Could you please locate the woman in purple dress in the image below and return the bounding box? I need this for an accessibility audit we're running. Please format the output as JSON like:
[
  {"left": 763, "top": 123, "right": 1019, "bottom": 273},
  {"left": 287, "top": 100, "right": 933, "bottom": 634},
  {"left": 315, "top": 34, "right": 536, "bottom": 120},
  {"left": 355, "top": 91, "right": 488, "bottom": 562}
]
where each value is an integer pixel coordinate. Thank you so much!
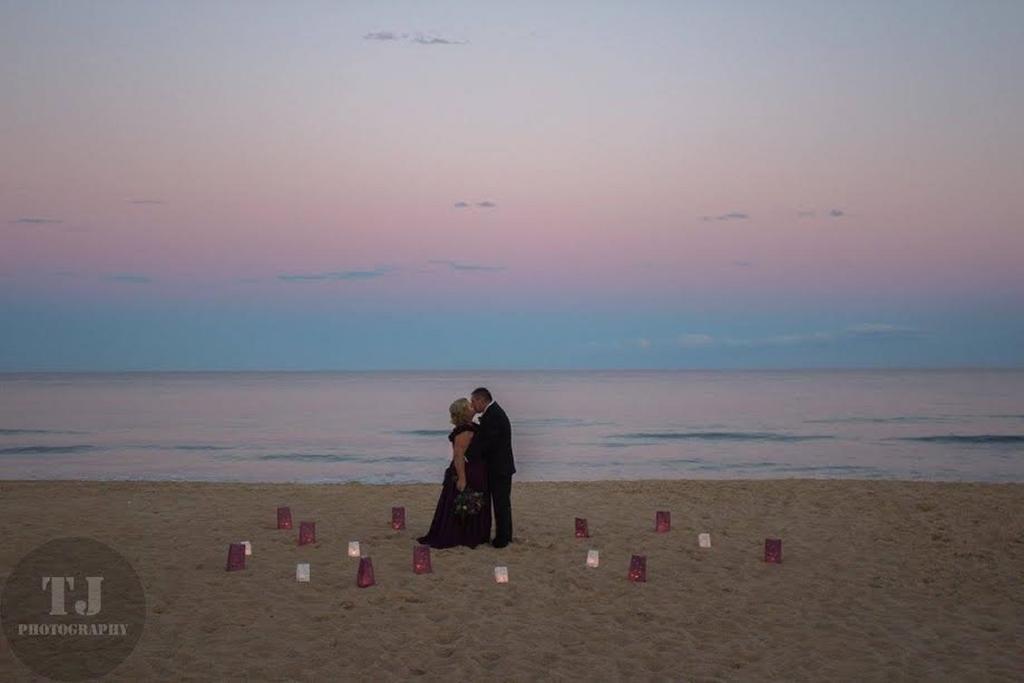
[{"left": 417, "top": 398, "right": 492, "bottom": 549}]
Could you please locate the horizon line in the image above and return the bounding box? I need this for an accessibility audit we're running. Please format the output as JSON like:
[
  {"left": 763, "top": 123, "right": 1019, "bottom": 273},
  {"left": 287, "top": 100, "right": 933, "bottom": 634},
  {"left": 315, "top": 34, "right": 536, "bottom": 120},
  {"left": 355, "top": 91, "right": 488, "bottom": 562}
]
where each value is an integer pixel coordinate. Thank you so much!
[{"left": 1, "top": 366, "right": 1022, "bottom": 374}]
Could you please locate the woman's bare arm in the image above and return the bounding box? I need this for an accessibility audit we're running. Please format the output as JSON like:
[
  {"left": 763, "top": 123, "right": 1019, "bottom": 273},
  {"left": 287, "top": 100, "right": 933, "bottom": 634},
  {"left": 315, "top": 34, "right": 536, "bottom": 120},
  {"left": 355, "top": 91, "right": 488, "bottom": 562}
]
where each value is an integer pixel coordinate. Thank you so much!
[{"left": 452, "top": 431, "right": 472, "bottom": 490}]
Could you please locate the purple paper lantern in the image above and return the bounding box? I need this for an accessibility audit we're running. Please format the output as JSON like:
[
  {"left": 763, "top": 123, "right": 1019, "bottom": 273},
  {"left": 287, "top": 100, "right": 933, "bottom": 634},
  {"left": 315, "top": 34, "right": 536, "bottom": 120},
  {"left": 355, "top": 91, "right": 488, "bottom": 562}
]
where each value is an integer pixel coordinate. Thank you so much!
[
  {"left": 628, "top": 554, "right": 647, "bottom": 582},
  {"left": 277, "top": 506, "right": 293, "bottom": 530},
  {"left": 764, "top": 538, "right": 782, "bottom": 564},
  {"left": 357, "top": 557, "right": 376, "bottom": 587},
  {"left": 391, "top": 506, "right": 406, "bottom": 531},
  {"left": 655, "top": 510, "right": 671, "bottom": 533},
  {"left": 226, "top": 543, "right": 246, "bottom": 571},
  {"left": 574, "top": 517, "right": 589, "bottom": 538},
  {"left": 298, "top": 521, "right": 316, "bottom": 546},
  {"left": 413, "top": 545, "right": 432, "bottom": 574}
]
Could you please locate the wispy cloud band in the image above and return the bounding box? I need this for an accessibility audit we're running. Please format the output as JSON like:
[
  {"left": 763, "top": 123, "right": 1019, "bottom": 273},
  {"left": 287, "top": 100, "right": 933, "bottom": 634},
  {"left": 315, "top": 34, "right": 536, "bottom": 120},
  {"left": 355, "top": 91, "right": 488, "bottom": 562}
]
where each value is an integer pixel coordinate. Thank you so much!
[{"left": 278, "top": 267, "right": 391, "bottom": 282}]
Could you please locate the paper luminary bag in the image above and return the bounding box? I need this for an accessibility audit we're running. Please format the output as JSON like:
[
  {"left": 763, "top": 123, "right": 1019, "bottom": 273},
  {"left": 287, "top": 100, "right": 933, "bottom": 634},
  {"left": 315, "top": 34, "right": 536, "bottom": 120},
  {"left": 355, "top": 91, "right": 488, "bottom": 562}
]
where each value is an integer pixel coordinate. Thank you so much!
[
  {"left": 241, "top": 540, "right": 252, "bottom": 556},
  {"left": 357, "top": 557, "right": 376, "bottom": 587},
  {"left": 764, "top": 538, "right": 782, "bottom": 563},
  {"left": 698, "top": 533, "right": 712, "bottom": 548},
  {"left": 628, "top": 555, "right": 647, "bottom": 582},
  {"left": 347, "top": 541, "right": 361, "bottom": 558},
  {"left": 494, "top": 566, "right": 509, "bottom": 584},
  {"left": 413, "top": 545, "right": 432, "bottom": 574},
  {"left": 586, "top": 549, "right": 600, "bottom": 568},
  {"left": 655, "top": 511, "right": 671, "bottom": 533},
  {"left": 225, "top": 543, "right": 246, "bottom": 571},
  {"left": 391, "top": 507, "right": 406, "bottom": 530},
  {"left": 298, "top": 521, "right": 316, "bottom": 546},
  {"left": 277, "top": 506, "right": 293, "bottom": 530},
  {"left": 574, "top": 517, "right": 589, "bottom": 538},
  {"left": 296, "top": 563, "right": 310, "bottom": 582}
]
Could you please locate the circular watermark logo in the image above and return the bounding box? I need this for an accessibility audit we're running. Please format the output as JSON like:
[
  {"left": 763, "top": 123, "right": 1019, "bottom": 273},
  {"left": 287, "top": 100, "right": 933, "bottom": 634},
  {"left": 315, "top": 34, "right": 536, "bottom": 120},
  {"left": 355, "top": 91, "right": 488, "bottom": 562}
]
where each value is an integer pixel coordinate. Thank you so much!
[{"left": 1, "top": 537, "right": 146, "bottom": 681}]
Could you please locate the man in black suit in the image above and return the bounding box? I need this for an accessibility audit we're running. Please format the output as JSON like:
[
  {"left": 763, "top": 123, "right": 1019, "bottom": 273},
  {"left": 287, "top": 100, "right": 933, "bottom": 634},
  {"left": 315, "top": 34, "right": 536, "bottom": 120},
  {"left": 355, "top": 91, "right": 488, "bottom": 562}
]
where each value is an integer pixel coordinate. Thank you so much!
[{"left": 470, "top": 387, "right": 515, "bottom": 548}]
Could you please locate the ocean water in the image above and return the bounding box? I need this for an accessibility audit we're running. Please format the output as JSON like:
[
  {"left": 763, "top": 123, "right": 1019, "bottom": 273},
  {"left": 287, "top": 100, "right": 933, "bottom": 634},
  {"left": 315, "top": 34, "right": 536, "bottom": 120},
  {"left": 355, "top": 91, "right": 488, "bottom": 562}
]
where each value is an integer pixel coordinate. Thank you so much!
[{"left": 0, "top": 370, "right": 1022, "bottom": 483}]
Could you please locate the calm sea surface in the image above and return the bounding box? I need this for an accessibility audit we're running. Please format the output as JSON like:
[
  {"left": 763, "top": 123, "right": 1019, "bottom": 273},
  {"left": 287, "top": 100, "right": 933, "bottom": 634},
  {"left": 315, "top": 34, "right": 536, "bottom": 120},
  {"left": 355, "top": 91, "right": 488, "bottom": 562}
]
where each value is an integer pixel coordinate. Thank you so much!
[{"left": 1, "top": 371, "right": 1022, "bottom": 483}]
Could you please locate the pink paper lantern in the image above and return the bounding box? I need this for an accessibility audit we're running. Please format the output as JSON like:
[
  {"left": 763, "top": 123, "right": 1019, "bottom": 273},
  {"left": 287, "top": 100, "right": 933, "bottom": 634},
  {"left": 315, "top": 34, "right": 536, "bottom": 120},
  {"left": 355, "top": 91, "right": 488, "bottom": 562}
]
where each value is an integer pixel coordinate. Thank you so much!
[
  {"left": 298, "top": 521, "right": 316, "bottom": 546},
  {"left": 764, "top": 538, "right": 782, "bottom": 564},
  {"left": 391, "top": 506, "right": 406, "bottom": 530},
  {"left": 357, "top": 557, "right": 376, "bottom": 587},
  {"left": 655, "top": 510, "right": 671, "bottom": 533},
  {"left": 628, "top": 554, "right": 647, "bottom": 582},
  {"left": 225, "top": 543, "right": 246, "bottom": 571},
  {"left": 574, "top": 517, "right": 589, "bottom": 538},
  {"left": 277, "top": 506, "right": 293, "bottom": 530},
  {"left": 413, "top": 545, "right": 432, "bottom": 574}
]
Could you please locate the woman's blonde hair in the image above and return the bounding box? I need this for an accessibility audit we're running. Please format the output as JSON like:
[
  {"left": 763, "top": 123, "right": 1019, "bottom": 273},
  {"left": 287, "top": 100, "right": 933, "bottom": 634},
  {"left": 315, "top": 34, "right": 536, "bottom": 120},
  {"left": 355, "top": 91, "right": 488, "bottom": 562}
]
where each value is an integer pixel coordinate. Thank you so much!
[{"left": 449, "top": 397, "right": 474, "bottom": 426}]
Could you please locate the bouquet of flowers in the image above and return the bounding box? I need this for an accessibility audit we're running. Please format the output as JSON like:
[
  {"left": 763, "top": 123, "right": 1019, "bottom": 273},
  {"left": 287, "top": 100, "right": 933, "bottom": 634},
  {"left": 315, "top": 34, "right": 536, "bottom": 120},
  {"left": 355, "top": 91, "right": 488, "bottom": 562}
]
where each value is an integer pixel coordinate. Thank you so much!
[{"left": 453, "top": 488, "right": 484, "bottom": 518}]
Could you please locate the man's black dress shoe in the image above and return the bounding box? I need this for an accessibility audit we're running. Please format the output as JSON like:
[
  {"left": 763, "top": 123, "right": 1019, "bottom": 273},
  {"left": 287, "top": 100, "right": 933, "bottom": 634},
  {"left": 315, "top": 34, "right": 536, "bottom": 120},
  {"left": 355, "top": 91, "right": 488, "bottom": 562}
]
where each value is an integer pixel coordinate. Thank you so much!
[{"left": 491, "top": 540, "right": 509, "bottom": 548}]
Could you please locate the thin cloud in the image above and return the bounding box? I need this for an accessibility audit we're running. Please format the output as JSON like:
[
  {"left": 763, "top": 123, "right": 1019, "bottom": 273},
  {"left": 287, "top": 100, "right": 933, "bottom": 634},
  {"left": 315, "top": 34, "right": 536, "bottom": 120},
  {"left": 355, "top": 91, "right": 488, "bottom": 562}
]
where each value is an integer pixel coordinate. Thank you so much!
[
  {"left": 701, "top": 212, "right": 749, "bottom": 222},
  {"left": 732, "top": 260, "right": 753, "bottom": 267},
  {"left": 429, "top": 259, "right": 504, "bottom": 272},
  {"left": 728, "top": 332, "right": 836, "bottom": 348},
  {"left": 828, "top": 209, "right": 845, "bottom": 218},
  {"left": 128, "top": 199, "right": 165, "bottom": 205},
  {"left": 621, "top": 323, "right": 924, "bottom": 354},
  {"left": 678, "top": 325, "right": 921, "bottom": 350},
  {"left": 106, "top": 273, "right": 152, "bottom": 284},
  {"left": 364, "top": 31, "right": 466, "bottom": 45},
  {"left": 797, "top": 210, "right": 816, "bottom": 218},
  {"left": 11, "top": 217, "right": 62, "bottom": 225},
  {"left": 411, "top": 33, "right": 466, "bottom": 45},
  {"left": 278, "top": 267, "right": 391, "bottom": 282},
  {"left": 845, "top": 323, "right": 921, "bottom": 339},
  {"left": 453, "top": 200, "right": 496, "bottom": 209},
  {"left": 678, "top": 334, "right": 716, "bottom": 349},
  {"left": 678, "top": 332, "right": 839, "bottom": 350},
  {"left": 363, "top": 31, "right": 403, "bottom": 41}
]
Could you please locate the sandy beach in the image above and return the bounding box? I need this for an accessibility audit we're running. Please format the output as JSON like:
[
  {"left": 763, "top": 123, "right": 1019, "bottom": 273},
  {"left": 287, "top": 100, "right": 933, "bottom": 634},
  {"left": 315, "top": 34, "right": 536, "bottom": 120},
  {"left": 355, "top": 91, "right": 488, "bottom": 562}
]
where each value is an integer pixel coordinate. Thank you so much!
[{"left": 1, "top": 479, "right": 1021, "bottom": 681}]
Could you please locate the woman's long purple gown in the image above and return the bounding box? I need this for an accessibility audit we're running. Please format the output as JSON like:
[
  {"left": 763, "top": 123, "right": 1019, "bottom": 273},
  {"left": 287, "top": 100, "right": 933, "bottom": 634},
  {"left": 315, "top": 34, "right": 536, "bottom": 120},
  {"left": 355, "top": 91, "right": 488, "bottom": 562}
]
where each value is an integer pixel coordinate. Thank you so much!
[{"left": 417, "top": 424, "right": 491, "bottom": 549}]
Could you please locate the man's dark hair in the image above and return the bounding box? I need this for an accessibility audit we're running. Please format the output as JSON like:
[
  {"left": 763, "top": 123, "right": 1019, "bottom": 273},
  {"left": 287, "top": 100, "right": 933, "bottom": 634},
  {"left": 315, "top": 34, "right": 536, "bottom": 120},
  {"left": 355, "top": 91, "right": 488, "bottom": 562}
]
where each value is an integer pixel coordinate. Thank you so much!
[{"left": 471, "top": 387, "right": 492, "bottom": 402}]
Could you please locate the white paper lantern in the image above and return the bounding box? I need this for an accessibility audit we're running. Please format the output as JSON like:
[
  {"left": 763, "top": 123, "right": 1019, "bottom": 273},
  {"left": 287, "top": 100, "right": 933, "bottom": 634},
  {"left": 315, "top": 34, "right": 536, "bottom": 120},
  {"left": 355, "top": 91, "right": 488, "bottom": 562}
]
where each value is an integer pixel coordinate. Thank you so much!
[
  {"left": 494, "top": 566, "right": 509, "bottom": 584},
  {"left": 698, "top": 533, "right": 711, "bottom": 548},
  {"left": 348, "top": 541, "right": 361, "bottom": 558},
  {"left": 296, "top": 563, "right": 310, "bottom": 582},
  {"left": 241, "top": 540, "right": 252, "bottom": 556},
  {"left": 586, "top": 549, "right": 600, "bottom": 568}
]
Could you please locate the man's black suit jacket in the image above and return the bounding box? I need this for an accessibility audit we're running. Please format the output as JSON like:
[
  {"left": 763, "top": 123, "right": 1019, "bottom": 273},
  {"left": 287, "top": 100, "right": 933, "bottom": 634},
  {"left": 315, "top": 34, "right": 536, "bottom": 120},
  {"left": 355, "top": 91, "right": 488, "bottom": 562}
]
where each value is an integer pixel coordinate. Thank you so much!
[{"left": 472, "top": 401, "right": 516, "bottom": 477}]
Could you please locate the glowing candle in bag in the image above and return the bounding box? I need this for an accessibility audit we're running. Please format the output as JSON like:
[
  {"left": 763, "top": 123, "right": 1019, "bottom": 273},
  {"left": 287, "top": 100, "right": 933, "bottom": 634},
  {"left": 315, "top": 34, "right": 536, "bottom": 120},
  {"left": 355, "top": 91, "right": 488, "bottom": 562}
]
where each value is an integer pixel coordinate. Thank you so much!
[
  {"left": 277, "top": 506, "right": 293, "bottom": 530},
  {"left": 225, "top": 543, "right": 246, "bottom": 571},
  {"left": 494, "top": 566, "right": 509, "bottom": 584},
  {"left": 296, "top": 563, "right": 310, "bottom": 582},
  {"left": 628, "top": 555, "right": 647, "bottom": 582},
  {"left": 764, "top": 538, "right": 782, "bottom": 563},
  {"left": 241, "top": 540, "right": 252, "bottom": 556},
  {"left": 586, "top": 549, "right": 600, "bottom": 568},
  {"left": 347, "top": 541, "right": 361, "bottom": 558},
  {"left": 298, "top": 521, "right": 316, "bottom": 545},
  {"left": 357, "top": 557, "right": 376, "bottom": 587},
  {"left": 413, "top": 545, "right": 432, "bottom": 574},
  {"left": 574, "top": 517, "right": 589, "bottom": 538},
  {"left": 655, "top": 511, "right": 671, "bottom": 533},
  {"left": 391, "top": 507, "right": 406, "bottom": 530},
  {"left": 698, "top": 533, "right": 711, "bottom": 548}
]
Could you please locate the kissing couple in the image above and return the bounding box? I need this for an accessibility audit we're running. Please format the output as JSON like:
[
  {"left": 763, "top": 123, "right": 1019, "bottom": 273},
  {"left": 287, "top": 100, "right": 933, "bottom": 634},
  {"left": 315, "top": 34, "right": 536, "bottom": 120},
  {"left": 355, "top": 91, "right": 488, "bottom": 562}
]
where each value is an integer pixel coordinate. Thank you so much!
[{"left": 417, "top": 387, "right": 516, "bottom": 549}]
